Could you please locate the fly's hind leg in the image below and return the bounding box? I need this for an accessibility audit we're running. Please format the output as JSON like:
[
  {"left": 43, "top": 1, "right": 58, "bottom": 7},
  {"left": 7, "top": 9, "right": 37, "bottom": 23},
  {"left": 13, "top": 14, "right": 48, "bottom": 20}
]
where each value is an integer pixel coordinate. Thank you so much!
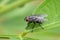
[{"left": 39, "top": 22, "right": 44, "bottom": 29}]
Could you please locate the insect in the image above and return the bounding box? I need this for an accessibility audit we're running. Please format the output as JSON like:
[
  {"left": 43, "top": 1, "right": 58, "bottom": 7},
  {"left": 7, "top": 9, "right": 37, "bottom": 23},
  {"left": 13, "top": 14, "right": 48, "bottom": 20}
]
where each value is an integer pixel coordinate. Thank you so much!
[{"left": 25, "top": 14, "right": 48, "bottom": 32}]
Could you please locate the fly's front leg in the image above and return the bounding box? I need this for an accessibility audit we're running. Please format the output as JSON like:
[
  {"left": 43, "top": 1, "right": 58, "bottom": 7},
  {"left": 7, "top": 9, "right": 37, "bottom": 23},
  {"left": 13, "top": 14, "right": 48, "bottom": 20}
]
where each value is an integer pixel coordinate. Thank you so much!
[
  {"left": 31, "top": 22, "right": 36, "bottom": 32},
  {"left": 39, "top": 22, "right": 44, "bottom": 29},
  {"left": 26, "top": 22, "right": 31, "bottom": 29}
]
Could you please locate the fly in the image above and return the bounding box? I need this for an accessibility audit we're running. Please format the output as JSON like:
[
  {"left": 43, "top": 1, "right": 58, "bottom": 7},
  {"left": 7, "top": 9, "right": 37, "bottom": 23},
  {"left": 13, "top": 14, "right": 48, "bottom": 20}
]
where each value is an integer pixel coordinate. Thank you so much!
[{"left": 25, "top": 14, "right": 48, "bottom": 32}]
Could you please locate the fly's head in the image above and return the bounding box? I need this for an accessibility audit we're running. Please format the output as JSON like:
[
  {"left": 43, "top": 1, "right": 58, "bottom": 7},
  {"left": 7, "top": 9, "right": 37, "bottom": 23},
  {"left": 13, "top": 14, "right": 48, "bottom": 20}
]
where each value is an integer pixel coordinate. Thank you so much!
[{"left": 25, "top": 16, "right": 29, "bottom": 22}]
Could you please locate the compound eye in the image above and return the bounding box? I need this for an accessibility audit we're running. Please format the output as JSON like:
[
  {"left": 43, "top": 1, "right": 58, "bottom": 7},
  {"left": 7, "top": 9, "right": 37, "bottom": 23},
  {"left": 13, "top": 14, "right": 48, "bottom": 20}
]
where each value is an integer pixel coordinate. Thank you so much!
[{"left": 26, "top": 17, "right": 29, "bottom": 22}]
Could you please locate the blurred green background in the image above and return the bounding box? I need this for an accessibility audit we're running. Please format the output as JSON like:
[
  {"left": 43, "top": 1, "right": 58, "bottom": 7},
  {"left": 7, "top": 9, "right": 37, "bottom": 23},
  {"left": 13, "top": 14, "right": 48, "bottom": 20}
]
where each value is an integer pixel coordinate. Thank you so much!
[{"left": 0, "top": 0, "right": 60, "bottom": 40}]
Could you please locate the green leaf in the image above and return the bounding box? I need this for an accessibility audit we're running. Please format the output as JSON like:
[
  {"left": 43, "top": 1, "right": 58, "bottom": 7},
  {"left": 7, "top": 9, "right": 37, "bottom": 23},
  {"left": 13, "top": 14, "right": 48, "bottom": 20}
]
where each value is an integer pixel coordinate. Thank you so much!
[
  {"left": 0, "top": 35, "right": 19, "bottom": 40},
  {"left": 25, "top": 0, "right": 60, "bottom": 40},
  {"left": 23, "top": 37, "right": 39, "bottom": 40},
  {"left": 0, "top": 0, "right": 60, "bottom": 40}
]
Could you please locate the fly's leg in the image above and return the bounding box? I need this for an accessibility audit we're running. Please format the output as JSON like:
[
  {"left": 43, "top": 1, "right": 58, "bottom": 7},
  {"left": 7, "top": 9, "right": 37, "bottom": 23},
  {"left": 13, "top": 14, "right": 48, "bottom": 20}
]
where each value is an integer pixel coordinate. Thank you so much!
[
  {"left": 26, "top": 22, "right": 31, "bottom": 29},
  {"left": 39, "top": 22, "right": 44, "bottom": 29},
  {"left": 31, "top": 22, "right": 36, "bottom": 32}
]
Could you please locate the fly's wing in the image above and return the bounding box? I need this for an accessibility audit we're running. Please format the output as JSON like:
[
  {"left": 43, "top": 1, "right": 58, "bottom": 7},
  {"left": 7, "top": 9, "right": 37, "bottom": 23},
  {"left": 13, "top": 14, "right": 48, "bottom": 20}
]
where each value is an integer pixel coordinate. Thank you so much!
[
  {"left": 31, "top": 14, "right": 48, "bottom": 18},
  {"left": 40, "top": 14, "right": 48, "bottom": 22},
  {"left": 39, "top": 14, "right": 48, "bottom": 18},
  {"left": 37, "top": 14, "right": 48, "bottom": 22},
  {"left": 30, "top": 14, "right": 48, "bottom": 22}
]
